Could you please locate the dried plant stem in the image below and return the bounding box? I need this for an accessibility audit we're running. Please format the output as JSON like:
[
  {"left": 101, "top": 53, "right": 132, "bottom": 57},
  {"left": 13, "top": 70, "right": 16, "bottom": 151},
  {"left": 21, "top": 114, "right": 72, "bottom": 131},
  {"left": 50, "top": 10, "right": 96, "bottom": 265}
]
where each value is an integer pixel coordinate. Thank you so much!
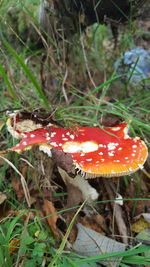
[
  {"left": 62, "top": 69, "right": 69, "bottom": 104},
  {"left": 80, "top": 35, "right": 96, "bottom": 88},
  {"left": 0, "top": 155, "right": 31, "bottom": 207}
]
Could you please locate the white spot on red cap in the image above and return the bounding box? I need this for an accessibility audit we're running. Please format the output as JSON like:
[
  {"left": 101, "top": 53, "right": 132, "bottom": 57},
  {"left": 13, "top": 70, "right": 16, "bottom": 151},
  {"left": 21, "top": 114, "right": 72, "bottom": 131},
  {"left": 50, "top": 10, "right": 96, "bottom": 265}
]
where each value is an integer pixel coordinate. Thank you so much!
[
  {"left": 46, "top": 137, "right": 51, "bottom": 141},
  {"left": 86, "top": 159, "right": 92, "bottom": 161},
  {"left": 62, "top": 138, "right": 68, "bottom": 141},
  {"left": 30, "top": 134, "right": 35, "bottom": 138},
  {"left": 51, "top": 132, "right": 56, "bottom": 137},
  {"left": 101, "top": 159, "right": 105, "bottom": 162},
  {"left": 108, "top": 151, "right": 114, "bottom": 156},
  {"left": 132, "top": 145, "right": 137, "bottom": 148},
  {"left": 50, "top": 142, "right": 58, "bottom": 147},
  {"left": 22, "top": 141, "right": 27, "bottom": 146},
  {"left": 98, "top": 152, "right": 103, "bottom": 155},
  {"left": 99, "top": 144, "right": 104, "bottom": 147},
  {"left": 118, "top": 147, "right": 122, "bottom": 150},
  {"left": 107, "top": 142, "right": 119, "bottom": 150},
  {"left": 70, "top": 135, "right": 75, "bottom": 140}
]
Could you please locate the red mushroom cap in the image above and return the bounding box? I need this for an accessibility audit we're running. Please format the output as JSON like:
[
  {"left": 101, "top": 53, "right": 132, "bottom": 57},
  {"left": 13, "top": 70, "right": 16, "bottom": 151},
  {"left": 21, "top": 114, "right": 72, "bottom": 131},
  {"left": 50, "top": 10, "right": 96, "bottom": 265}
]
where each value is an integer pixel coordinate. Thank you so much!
[
  {"left": 7, "top": 122, "right": 148, "bottom": 178},
  {"left": 69, "top": 126, "right": 148, "bottom": 178}
]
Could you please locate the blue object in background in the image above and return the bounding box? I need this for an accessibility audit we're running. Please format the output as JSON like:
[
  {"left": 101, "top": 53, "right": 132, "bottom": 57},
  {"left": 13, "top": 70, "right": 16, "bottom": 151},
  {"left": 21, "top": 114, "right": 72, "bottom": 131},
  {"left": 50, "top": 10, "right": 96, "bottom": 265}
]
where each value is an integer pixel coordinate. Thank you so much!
[{"left": 115, "top": 48, "right": 150, "bottom": 83}]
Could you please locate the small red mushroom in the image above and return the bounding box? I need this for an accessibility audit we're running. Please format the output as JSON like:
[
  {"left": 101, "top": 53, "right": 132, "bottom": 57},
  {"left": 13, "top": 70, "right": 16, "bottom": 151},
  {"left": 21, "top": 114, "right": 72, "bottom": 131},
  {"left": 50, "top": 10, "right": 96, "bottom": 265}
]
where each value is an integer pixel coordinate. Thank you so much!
[{"left": 7, "top": 120, "right": 148, "bottom": 178}]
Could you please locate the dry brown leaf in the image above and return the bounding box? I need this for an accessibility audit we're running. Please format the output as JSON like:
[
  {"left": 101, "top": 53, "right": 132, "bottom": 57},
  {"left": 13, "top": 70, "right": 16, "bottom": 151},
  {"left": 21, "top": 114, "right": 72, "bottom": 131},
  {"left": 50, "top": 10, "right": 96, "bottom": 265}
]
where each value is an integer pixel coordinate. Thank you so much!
[
  {"left": 43, "top": 199, "right": 59, "bottom": 239},
  {"left": 103, "top": 179, "right": 128, "bottom": 244},
  {"left": 66, "top": 183, "right": 83, "bottom": 208},
  {"left": 0, "top": 192, "right": 7, "bottom": 205},
  {"left": 100, "top": 114, "right": 121, "bottom": 127},
  {"left": 4, "top": 92, "right": 14, "bottom": 99},
  {"left": 79, "top": 215, "right": 105, "bottom": 235},
  {"left": 14, "top": 210, "right": 35, "bottom": 221},
  {"left": 72, "top": 223, "right": 126, "bottom": 267},
  {"left": 9, "top": 239, "right": 20, "bottom": 253},
  {"left": 11, "top": 178, "right": 24, "bottom": 201}
]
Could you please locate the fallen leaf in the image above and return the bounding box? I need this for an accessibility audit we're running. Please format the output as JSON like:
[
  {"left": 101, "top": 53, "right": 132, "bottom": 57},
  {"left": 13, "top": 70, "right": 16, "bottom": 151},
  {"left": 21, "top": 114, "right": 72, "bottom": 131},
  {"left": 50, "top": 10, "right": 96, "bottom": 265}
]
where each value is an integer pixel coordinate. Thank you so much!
[
  {"left": 136, "top": 229, "right": 150, "bottom": 247},
  {"left": 79, "top": 215, "right": 105, "bottom": 235},
  {"left": 0, "top": 192, "right": 7, "bottom": 205},
  {"left": 103, "top": 179, "right": 128, "bottom": 244},
  {"left": 14, "top": 210, "right": 35, "bottom": 221},
  {"left": 72, "top": 223, "right": 126, "bottom": 267},
  {"left": 100, "top": 115, "right": 121, "bottom": 127},
  {"left": 4, "top": 92, "right": 14, "bottom": 99},
  {"left": 43, "top": 199, "right": 59, "bottom": 239},
  {"left": 66, "top": 183, "right": 83, "bottom": 208},
  {"left": 132, "top": 213, "right": 150, "bottom": 233},
  {"left": 9, "top": 239, "right": 20, "bottom": 253},
  {"left": 11, "top": 178, "right": 24, "bottom": 201}
]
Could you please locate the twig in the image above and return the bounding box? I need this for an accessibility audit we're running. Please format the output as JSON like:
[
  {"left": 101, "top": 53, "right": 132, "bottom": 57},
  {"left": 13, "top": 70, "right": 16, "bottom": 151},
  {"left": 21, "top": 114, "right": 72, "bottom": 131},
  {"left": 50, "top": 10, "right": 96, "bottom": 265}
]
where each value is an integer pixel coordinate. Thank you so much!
[
  {"left": 80, "top": 35, "right": 96, "bottom": 88},
  {"left": 0, "top": 155, "right": 31, "bottom": 207},
  {"left": 103, "top": 179, "right": 128, "bottom": 244},
  {"left": 62, "top": 69, "right": 69, "bottom": 104}
]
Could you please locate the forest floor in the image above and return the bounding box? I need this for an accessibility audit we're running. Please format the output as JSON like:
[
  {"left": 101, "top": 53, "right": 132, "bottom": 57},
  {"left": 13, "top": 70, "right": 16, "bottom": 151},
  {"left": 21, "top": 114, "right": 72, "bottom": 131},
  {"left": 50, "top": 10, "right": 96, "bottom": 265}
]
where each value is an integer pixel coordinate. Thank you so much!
[{"left": 0, "top": 1, "right": 150, "bottom": 266}]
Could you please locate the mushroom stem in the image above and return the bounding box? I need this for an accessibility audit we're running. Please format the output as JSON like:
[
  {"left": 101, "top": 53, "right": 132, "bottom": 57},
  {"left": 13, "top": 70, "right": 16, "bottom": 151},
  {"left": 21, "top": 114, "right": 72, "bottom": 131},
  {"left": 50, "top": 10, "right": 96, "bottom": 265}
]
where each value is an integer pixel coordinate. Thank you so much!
[{"left": 58, "top": 167, "right": 99, "bottom": 202}]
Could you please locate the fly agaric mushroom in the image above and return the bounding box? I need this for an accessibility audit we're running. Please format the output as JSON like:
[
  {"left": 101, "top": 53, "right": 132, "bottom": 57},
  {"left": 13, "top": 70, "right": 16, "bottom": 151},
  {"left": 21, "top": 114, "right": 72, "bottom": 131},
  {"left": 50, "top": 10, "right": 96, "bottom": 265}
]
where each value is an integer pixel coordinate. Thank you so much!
[{"left": 7, "top": 117, "right": 148, "bottom": 178}]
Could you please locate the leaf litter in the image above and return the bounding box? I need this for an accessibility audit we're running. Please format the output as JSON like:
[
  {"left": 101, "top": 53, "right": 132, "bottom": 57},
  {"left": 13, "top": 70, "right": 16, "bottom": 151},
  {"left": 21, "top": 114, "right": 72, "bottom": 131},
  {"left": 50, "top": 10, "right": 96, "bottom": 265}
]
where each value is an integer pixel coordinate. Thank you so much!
[
  {"left": 0, "top": 2, "right": 150, "bottom": 265},
  {"left": 0, "top": 110, "right": 150, "bottom": 266}
]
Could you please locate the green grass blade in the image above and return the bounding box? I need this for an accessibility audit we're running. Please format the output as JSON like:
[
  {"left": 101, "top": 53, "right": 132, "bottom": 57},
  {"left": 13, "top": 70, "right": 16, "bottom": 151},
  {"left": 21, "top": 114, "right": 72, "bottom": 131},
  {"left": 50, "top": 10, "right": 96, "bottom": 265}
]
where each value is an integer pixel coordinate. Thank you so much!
[
  {"left": 76, "top": 73, "right": 125, "bottom": 105},
  {"left": 2, "top": 39, "right": 50, "bottom": 108},
  {"left": 5, "top": 210, "right": 27, "bottom": 241},
  {"left": 73, "top": 245, "right": 150, "bottom": 265},
  {"left": 49, "top": 200, "right": 87, "bottom": 267},
  {"left": 0, "top": 63, "right": 17, "bottom": 100},
  {"left": 122, "top": 255, "right": 150, "bottom": 265}
]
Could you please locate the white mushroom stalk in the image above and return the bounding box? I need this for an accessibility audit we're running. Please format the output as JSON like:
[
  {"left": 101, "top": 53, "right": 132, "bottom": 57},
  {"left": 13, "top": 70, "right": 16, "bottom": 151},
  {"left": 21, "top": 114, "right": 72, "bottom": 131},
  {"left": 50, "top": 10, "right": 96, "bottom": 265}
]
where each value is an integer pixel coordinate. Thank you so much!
[{"left": 58, "top": 168, "right": 99, "bottom": 202}]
